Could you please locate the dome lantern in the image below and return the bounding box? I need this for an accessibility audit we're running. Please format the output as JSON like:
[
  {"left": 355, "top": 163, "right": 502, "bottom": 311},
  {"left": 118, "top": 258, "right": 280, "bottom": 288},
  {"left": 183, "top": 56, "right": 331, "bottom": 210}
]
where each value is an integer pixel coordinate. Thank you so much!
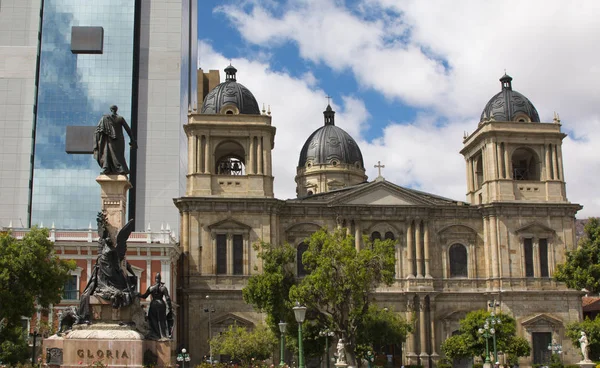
[
  {"left": 324, "top": 104, "right": 335, "bottom": 126},
  {"left": 225, "top": 64, "right": 237, "bottom": 82}
]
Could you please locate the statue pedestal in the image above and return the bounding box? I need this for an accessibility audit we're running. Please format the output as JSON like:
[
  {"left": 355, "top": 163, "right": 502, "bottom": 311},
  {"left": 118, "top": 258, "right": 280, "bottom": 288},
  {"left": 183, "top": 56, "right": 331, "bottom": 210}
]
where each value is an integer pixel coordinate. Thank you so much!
[
  {"left": 42, "top": 298, "right": 163, "bottom": 368},
  {"left": 577, "top": 361, "right": 595, "bottom": 368},
  {"left": 96, "top": 174, "right": 132, "bottom": 239}
]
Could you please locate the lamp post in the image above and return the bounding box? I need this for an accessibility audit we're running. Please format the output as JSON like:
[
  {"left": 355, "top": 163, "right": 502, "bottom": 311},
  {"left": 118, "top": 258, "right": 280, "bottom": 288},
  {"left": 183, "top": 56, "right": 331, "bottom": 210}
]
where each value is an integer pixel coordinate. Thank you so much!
[
  {"left": 478, "top": 321, "right": 495, "bottom": 366},
  {"left": 319, "top": 329, "right": 335, "bottom": 368},
  {"left": 487, "top": 300, "right": 501, "bottom": 365},
  {"left": 204, "top": 295, "right": 215, "bottom": 363},
  {"left": 293, "top": 302, "right": 307, "bottom": 368},
  {"left": 279, "top": 321, "right": 288, "bottom": 367},
  {"left": 29, "top": 330, "right": 41, "bottom": 365},
  {"left": 177, "top": 348, "right": 191, "bottom": 368},
  {"left": 548, "top": 339, "right": 562, "bottom": 362}
]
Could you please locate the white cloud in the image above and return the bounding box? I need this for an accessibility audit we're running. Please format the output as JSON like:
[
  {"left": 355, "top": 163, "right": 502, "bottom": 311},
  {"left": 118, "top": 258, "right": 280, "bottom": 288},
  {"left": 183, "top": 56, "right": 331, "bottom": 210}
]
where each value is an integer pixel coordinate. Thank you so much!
[{"left": 202, "top": 0, "right": 600, "bottom": 217}]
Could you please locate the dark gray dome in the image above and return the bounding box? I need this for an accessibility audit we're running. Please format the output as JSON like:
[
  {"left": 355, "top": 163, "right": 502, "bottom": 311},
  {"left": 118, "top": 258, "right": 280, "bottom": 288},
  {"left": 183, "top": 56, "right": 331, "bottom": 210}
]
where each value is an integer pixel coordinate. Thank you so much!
[
  {"left": 480, "top": 74, "right": 540, "bottom": 123},
  {"left": 298, "top": 105, "right": 364, "bottom": 168},
  {"left": 201, "top": 65, "right": 260, "bottom": 115}
]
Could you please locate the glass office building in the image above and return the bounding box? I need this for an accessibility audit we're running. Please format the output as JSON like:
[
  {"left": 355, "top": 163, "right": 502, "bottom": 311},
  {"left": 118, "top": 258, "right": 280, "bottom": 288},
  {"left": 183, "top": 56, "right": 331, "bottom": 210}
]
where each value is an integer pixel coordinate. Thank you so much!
[
  {"left": 31, "top": 0, "right": 136, "bottom": 228},
  {"left": 0, "top": 0, "right": 196, "bottom": 230}
]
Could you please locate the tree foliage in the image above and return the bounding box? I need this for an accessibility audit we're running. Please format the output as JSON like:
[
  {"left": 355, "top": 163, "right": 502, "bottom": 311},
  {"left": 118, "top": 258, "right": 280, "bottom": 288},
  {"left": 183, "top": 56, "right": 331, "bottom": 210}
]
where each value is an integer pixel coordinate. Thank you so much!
[
  {"left": 356, "top": 305, "right": 412, "bottom": 359},
  {"left": 0, "top": 227, "right": 75, "bottom": 363},
  {"left": 554, "top": 218, "right": 600, "bottom": 293},
  {"left": 441, "top": 309, "right": 530, "bottom": 364},
  {"left": 243, "top": 227, "right": 402, "bottom": 366},
  {"left": 210, "top": 324, "right": 277, "bottom": 365},
  {"left": 566, "top": 317, "right": 600, "bottom": 361}
]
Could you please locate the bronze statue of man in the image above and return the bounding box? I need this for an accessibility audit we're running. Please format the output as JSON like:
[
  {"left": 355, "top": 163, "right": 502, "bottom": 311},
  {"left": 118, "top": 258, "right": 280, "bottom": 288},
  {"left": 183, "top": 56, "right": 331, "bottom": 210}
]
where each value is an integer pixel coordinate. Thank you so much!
[{"left": 93, "top": 105, "right": 137, "bottom": 175}]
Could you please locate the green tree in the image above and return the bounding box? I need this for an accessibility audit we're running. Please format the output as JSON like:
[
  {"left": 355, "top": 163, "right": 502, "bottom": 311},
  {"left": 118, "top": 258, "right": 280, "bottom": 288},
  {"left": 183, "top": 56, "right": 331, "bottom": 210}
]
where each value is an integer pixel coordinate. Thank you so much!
[
  {"left": 441, "top": 309, "right": 530, "bottom": 364},
  {"left": 566, "top": 317, "right": 600, "bottom": 361},
  {"left": 554, "top": 218, "right": 600, "bottom": 293},
  {"left": 243, "top": 228, "right": 408, "bottom": 366},
  {"left": 210, "top": 324, "right": 277, "bottom": 366},
  {"left": 289, "top": 228, "right": 398, "bottom": 366},
  {"left": 0, "top": 227, "right": 75, "bottom": 364},
  {"left": 356, "top": 305, "right": 412, "bottom": 359}
]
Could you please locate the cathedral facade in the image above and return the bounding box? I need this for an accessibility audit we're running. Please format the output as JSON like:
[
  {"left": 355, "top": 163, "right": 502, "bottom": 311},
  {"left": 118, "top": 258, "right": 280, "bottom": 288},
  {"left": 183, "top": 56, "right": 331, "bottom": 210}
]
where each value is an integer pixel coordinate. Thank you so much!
[{"left": 175, "top": 67, "right": 582, "bottom": 367}]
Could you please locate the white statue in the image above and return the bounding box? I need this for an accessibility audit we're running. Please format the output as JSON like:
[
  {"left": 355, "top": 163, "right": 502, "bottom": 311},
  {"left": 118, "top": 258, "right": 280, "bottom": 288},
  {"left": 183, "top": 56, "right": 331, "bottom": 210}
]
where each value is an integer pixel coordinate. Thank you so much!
[
  {"left": 579, "top": 331, "right": 590, "bottom": 362},
  {"left": 336, "top": 339, "right": 346, "bottom": 364}
]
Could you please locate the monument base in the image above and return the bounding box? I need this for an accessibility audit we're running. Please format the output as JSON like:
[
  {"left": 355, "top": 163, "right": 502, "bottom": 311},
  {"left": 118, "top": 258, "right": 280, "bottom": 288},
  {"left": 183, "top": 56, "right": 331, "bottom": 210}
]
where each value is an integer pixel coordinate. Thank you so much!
[
  {"left": 43, "top": 328, "right": 172, "bottom": 368},
  {"left": 577, "top": 361, "right": 595, "bottom": 368},
  {"left": 42, "top": 296, "right": 170, "bottom": 367}
]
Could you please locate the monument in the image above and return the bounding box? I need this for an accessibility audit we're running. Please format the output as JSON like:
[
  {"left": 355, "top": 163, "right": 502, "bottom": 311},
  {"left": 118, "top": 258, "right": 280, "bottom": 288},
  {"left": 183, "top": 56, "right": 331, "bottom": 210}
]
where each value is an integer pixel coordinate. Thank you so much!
[
  {"left": 577, "top": 331, "right": 594, "bottom": 368},
  {"left": 42, "top": 107, "right": 172, "bottom": 367}
]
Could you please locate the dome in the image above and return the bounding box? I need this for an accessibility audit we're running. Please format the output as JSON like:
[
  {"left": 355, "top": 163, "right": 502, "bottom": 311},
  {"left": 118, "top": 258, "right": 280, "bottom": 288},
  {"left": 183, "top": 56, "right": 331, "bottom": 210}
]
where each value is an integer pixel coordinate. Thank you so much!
[
  {"left": 480, "top": 74, "right": 540, "bottom": 123},
  {"left": 298, "top": 104, "right": 364, "bottom": 168},
  {"left": 201, "top": 65, "right": 260, "bottom": 115}
]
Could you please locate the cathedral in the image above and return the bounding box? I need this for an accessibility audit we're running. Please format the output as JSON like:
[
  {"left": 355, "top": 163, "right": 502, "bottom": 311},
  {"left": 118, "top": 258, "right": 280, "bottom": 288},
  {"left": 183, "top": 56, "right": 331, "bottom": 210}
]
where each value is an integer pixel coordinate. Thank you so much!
[{"left": 175, "top": 65, "right": 583, "bottom": 367}]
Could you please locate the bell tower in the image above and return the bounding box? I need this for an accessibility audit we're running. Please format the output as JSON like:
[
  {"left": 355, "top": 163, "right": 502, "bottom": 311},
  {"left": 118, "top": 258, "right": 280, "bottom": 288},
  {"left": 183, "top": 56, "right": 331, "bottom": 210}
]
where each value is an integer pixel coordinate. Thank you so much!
[
  {"left": 461, "top": 74, "right": 568, "bottom": 205},
  {"left": 184, "top": 65, "right": 275, "bottom": 198}
]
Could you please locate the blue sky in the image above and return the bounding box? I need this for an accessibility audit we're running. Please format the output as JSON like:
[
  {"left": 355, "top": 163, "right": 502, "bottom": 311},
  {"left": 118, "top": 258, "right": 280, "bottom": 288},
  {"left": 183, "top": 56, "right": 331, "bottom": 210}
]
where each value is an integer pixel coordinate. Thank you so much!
[{"left": 197, "top": 0, "right": 600, "bottom": 217}]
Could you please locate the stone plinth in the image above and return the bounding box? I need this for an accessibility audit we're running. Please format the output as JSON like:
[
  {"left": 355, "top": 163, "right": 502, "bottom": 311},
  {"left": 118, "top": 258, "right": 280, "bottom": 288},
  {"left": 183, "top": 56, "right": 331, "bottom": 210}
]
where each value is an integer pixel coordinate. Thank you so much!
[
  {"left": 96, "top": 174, "right": 132, "bottom": 239},
  {"left": 43, "top": 328, "right": 172, "bottom": 368},
  {"left": 577, "top": 361, "right": 595, "bottom": 368}
]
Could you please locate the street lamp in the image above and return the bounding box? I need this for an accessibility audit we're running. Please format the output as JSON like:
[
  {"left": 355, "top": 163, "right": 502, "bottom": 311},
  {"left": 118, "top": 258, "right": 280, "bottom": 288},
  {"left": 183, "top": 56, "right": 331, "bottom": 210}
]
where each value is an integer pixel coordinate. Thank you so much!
[
  {"left": 487, "top": 300, "right": 501, "bottom": 365},
  {"left": 204, "top": 295, "right": 216, "bottom": 363},
  {"left": 548, "top": 339, "right": 562, "bottom": 362},
  {"left": 279, "top": 321, "right": 288, "bottom": 367},
  {"left": 319, "top": 329, "right": 335, "bottom": 368},
  {"left": 177, "top": 348, "right": 191, "bottom": 368},
  {"left": 293, "top": 302, "right": 307, "bottom": 368},
  {"left": 478, "top": 321, "right": 495, "bottom": 365}
]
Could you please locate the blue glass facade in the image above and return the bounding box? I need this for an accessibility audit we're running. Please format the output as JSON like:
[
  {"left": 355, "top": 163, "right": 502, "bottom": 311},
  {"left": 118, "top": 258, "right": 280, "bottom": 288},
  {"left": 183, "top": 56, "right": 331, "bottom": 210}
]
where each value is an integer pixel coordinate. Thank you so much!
[{"left": 31, "top": 0, "right": 136, "bottom": 228}]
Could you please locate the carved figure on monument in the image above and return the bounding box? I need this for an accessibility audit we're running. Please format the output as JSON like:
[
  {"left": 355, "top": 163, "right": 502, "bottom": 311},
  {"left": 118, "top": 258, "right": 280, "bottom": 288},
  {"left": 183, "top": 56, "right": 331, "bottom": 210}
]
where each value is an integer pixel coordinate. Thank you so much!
[
  {"left": 139, "top": 273, "right": 174, "bottom": 340},
  {"left": 57, "top": 306, "right": 79, "bottom": 334},
  {"left": 78, "top": 212, "right": 136, "bottom": 322},
  {"left": 336, "top": 338, "right": 346, "bottom": 364},
  {"left": 579, "top": 331, "right": 590, "bottom": 362},
  {"left": 93, "top": 105, "right": 137, "bottom": 175}
]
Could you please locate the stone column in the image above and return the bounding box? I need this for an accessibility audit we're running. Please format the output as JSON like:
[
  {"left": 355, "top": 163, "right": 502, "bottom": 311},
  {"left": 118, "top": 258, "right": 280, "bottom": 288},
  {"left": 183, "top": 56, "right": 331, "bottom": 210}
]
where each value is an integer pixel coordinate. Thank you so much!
[
  {"left": 419, "top": 296, "right": 428, "bottom": 366},
  {"left": 257, "top": 136, "right": 263, "bottom": 175},
  {"left": 96, "top": 174, "right": 132, "bottom": 240},
  {"left": 545, "top": 144, "right": 552, "bottom": 180},
  {"left": 489, "top": 215, "right": 499, "bottom": 279},
  {"left": 188, "top": 135, "right": 195, "bottom": 174},
  {"left": 424, "top": 221, "right": 431, "bottom": 278},
  {"left": 407, "top": 221, "right": 414, "bottom": 278},
  {"left": 416, "top": 220, "right": 423, "bottom": 278},
  {"left": 533, "top": 237, "right": 540, "bottom": 278},
  {"left": 249, "top": 136, "right": 255, "bottom": 174},
  {"left": 503, "top": 144, "right": 510, "bottom": 179},
  {"left": 493, "top": 141, "right": 500, "bottom": 179},
  {"left": 405, "top": 296, "right": 417, "bottom": 365},
  {"left": 227, "top": 234, "right": 233, "bottom": 275},
  {"left": 557, "top": 144, "right": 564, "bottom": 181},
  {"left": 204, "top": 135, "right": 211, "bottom": 174},
  {"left": 466, "top": 158, "right": 473, "bottom": 192},
  {"left": 552, "top": 145, "right": 559, "bottom": 181},
  {"left": 355, "top": 221, "right": 361, "bottom": 251},
  {"left": 430, "top": 295, "right": 439, "bottom": 367}
]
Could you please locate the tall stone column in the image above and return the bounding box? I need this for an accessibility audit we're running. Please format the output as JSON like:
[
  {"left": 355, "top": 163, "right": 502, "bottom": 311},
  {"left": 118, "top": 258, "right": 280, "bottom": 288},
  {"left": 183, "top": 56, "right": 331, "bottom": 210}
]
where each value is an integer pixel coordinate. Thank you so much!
[
  {"left": 430, "top": 295, "right": 439, "bottom": 367},
  {"left": 96, "top": 174, "right": 132, "bottom": 240},
  {"left": 407, "top": 221, "right": 414, "bottom": 278},
  {"left": 405, "top": 296, "right": 417, "bottom": 365},
  {"left": 355, "top": 221, "right": 361, "bottom": 251},
  {"left": 419, "top": 295, "right": 428, "bottom": 366},
  {"left": 416, "top": 220, "right": 423, "bottom": 278},
  {"left": 424, "top": 221, "right": 431, "bottom": 278}
]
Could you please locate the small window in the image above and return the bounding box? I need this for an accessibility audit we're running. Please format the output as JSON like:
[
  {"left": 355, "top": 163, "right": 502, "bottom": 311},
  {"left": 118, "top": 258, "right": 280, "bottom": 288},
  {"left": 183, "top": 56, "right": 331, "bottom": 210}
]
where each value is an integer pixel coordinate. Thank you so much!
[
  {"left": 539, "top": 238, "right": 549, "bottom": 277},
  {"left": 217, "top": 234, "right": 227, "bottom": 275},
  {"left": 233, "top": 235, "right": 244, "bottom": 275},
  {"left": 384, "top": 232, "right": 395, "bottom": 241},
  {"left": 307, "top": 190, "right": 313, "bottom": 196},
  {"left": 226, "top": 110, "right": 234, "bottom": 115},
  {"left": 63, "top": 275, "right": 78, "bottom": 300},
  {"left": 524, "top": 238, "right": 534, "bottom": 277},
  {"left": 371, "top": 231, "right": 381, "bottom": 242}
]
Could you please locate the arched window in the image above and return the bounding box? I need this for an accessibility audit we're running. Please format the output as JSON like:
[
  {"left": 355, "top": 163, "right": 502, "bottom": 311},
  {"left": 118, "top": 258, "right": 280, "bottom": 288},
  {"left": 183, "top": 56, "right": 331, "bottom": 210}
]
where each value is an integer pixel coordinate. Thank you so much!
[
  {"left": 214, "top": 140, "right": 246, "bottom": 175},
  {"left": 449, "top": 243, "right": 468, "bottom": 277},
  {"left": 384, "top": 232, "right": 395, "bottom": 241},
  {"left": 511, "top": 148, "right": 540, "bottom": 181},
  {"left": 371, "top": 231, "right": 381, "bottom": 242},
  {"left": 297, "top": 242, "right": 309, "bottom": 277}
]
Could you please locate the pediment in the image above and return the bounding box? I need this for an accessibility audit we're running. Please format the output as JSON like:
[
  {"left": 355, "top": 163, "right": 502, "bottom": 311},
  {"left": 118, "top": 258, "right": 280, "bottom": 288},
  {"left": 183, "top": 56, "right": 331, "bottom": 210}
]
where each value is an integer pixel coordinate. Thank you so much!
[
  {"left": 335, "top": 182, "right": 432, "bottom": 206},
  {"left": 515, "top": 222, "right": 556, "bottom": 236},
  {"left": 521, "top": 313, "right": 562, "bottom": 329},
  {"left": 208, "top": 218, "right": 251, "bottom": 231},
  {"left": 212, "top": 313, "right": 254, "bottom": 328}
]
